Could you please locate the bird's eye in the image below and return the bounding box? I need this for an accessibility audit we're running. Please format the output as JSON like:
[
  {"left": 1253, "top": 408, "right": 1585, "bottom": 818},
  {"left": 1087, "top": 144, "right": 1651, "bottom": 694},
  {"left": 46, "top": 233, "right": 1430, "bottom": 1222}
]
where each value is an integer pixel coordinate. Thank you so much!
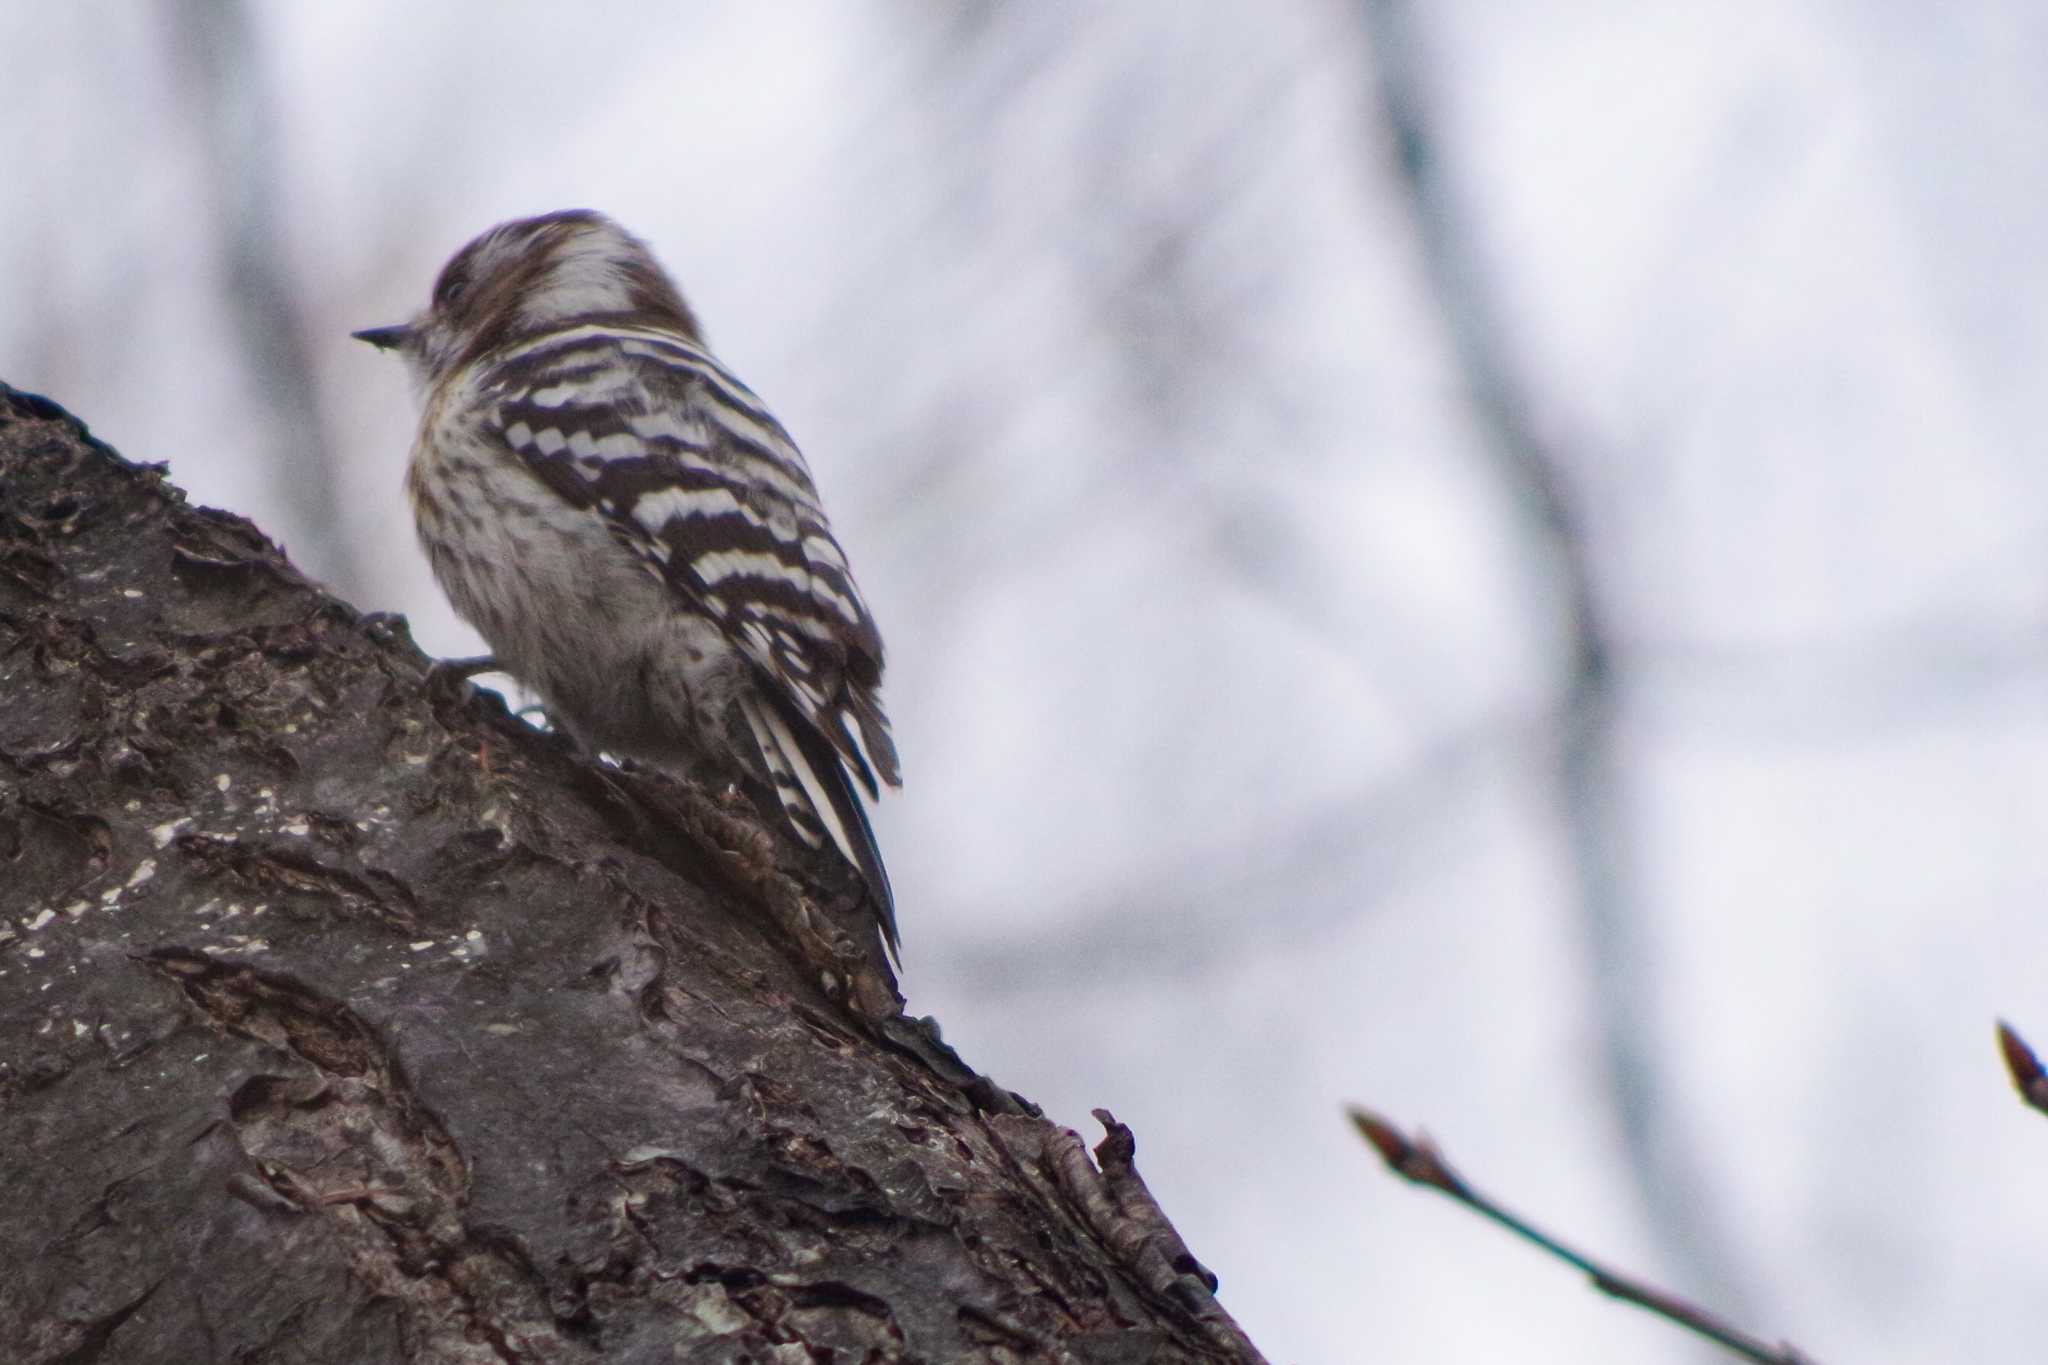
[{"left": 433, "top": 269, "right": 470, "bottom": 311}]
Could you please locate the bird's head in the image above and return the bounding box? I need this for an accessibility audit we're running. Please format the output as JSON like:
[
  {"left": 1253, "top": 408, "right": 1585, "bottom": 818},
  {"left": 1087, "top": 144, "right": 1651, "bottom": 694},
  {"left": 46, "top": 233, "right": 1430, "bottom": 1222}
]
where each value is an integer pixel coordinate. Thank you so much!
[{"left": 353, "top": 210, "right": 702, "bottom": 390}]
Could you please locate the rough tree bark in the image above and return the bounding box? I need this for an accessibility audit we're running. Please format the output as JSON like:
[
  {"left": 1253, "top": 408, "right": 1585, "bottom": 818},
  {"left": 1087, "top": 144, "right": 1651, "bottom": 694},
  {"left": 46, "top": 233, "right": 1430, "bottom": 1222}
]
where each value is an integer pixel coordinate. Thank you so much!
[{"left": 0, "top": 385, "right": 1266, "bottom": 1365}]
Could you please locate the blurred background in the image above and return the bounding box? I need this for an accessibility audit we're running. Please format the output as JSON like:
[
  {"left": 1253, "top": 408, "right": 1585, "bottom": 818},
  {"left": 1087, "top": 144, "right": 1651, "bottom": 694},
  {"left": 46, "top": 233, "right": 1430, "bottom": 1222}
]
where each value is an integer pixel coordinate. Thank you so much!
[{"left": 7, "top": 2, "right": 2047, "bottom": 1359}]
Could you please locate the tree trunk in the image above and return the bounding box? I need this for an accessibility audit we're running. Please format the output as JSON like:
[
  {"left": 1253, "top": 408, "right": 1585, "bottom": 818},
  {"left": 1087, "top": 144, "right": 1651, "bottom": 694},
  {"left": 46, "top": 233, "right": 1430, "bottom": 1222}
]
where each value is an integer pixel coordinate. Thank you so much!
[{"left": 0, "top": 385, "right": 1265, "bottom": 1365}]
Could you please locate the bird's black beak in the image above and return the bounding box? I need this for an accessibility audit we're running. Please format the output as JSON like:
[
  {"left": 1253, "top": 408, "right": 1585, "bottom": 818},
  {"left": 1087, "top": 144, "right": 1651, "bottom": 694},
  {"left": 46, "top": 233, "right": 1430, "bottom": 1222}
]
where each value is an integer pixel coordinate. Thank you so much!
[{"left": 351, "top": 325, "right": 412, "bottom": 351}]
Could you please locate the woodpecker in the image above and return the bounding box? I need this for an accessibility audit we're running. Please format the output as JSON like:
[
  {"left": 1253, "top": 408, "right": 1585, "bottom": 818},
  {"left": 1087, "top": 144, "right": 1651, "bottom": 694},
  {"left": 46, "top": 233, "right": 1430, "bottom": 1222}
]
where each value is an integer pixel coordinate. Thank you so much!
[{"left": 355, "top": 210, "right": 900, "bottom": 958}]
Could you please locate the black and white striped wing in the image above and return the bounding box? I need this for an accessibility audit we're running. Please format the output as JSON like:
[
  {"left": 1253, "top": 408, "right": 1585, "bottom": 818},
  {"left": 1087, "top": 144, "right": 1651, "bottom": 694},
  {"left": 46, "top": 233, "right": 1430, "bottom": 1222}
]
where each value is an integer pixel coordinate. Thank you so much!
[{"left": 481, "top": 323, "right": 900, "bottom": 927}]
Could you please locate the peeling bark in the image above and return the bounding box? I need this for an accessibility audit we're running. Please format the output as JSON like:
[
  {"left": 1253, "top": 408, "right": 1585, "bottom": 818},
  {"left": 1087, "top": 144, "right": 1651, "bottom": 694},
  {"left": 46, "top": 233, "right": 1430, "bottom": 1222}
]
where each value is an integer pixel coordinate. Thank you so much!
[{"left": 0, "top": 385, "right": 1265, "bottom": 1365}]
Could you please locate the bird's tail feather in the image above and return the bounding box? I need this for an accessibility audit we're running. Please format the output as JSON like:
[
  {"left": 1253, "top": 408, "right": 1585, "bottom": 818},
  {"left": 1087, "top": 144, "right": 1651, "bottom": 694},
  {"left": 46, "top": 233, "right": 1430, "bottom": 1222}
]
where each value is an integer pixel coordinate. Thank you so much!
[{"left": 738, "top": 690, "right": 899, "bottom": 962}]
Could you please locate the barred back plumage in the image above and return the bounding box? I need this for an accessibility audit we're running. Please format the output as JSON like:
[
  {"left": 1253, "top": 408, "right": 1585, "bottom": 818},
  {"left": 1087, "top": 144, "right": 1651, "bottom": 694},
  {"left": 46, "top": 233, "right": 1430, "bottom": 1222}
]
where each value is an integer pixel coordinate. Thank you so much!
[{"left": 358, "top": 211, "right": 901, "bottom": 955}]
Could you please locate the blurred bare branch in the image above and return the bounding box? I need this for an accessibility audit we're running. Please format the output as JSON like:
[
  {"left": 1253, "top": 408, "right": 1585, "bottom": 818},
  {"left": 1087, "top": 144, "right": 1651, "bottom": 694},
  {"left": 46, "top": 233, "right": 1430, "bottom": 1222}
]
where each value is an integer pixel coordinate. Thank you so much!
[
  {"left": 1357, "top": 0, "right": 1759, "bottom": 1323},
  {"left": 943, "top": 706, "right": 1527, "bottom": 993},
  {"left": 170, "top": 0, "right": 361, "bottom": 591}
]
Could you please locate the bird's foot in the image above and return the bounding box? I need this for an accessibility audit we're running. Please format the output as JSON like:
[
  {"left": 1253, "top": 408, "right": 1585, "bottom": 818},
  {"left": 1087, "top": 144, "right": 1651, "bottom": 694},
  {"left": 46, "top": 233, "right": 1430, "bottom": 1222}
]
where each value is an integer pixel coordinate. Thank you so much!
[
  {"left": 429, "top": 654, "right": 501, "bottom": 683},
  {"left": 423, "top": 653, "right": 501, "bottom": 702}
]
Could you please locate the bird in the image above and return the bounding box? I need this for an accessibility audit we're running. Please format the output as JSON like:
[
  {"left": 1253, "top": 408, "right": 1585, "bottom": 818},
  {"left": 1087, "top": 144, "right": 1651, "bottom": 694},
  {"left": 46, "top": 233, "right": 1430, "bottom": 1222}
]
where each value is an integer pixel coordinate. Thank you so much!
[{"left": 353, "top": 210, "right": 901, "bottom": 960}]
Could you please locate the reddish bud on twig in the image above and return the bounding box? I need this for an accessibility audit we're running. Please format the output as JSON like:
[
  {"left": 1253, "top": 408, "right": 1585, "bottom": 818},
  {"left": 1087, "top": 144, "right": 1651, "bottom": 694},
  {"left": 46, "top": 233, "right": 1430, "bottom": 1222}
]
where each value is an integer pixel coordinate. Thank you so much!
[{"left": 1996, "top": 1020, "right": 2048, "bottom": 1117}]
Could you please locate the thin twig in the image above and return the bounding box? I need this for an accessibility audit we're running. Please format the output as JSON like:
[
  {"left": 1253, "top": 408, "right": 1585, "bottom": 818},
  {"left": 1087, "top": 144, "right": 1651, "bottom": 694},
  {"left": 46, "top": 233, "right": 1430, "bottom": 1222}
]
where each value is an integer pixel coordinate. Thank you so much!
[
  {"left": 1996, "top": 1020, "right": 2048, "bottom": 1117},
  {"left": 1348, "top": 1107, "right": 1820, "bottom": 1365}
]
